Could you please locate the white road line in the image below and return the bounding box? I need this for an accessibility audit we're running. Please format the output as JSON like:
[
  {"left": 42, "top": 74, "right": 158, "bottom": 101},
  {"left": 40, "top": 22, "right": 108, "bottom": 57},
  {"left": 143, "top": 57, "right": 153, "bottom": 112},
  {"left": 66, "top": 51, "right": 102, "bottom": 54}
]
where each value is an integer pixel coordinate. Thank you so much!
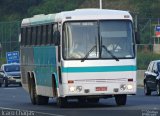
[
  {"left": 2, "top": 88, "right": 17, "bottom": 90},
  {"left": 0, "top": 107, "right": 65, "bottom": 116}
]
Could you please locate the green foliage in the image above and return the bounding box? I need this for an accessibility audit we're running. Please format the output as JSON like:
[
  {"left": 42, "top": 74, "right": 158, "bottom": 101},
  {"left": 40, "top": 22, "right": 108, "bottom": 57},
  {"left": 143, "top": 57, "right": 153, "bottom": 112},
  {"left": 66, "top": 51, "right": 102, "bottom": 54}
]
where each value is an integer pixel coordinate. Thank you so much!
[
  {"left": 27, "top": 0, "right": 84, "bottom": 16},
  {"left": 137, "top": 52, "right": 160, "bottom": 70},
  {"left": 0, "top": 57, "right": 6, "bottom": 66},
  {"left": 0, "top": 0, "right": 84, "bottom": 21}
]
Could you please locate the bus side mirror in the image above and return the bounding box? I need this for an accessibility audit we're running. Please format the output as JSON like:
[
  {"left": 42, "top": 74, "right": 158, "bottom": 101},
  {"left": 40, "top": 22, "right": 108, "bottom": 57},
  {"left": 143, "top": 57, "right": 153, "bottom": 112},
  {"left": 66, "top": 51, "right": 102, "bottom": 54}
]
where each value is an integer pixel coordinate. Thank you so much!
[
  {"left": 54, "top": 31, "right": 60, "bottom": 46},
  {"left": 135, "top": 31, "right": 140, "bottom": 44}
]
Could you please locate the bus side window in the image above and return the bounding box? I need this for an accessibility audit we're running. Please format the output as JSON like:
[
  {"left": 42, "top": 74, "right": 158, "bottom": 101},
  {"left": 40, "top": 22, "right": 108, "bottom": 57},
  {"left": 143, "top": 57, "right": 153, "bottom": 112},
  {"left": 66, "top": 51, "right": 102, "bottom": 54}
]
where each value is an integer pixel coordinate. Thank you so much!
[
  {"left": 52, "top": 23, "right": 60, "bottom": 45},
  {"left": 37, "top": 26, "right": 42, "bottom": 45},
  {"left": 27, "top": 27, "right": 32, "bottom": 45},
  {"left": 40, "top": 25, "right": 43, "bottom": 45},
  {"left": 45, "top": 25, "right": 48, "bottom": 45},
  {"left": 47, "top": 24, "right": 53, "bottom": 45},
  {"left": 32, "top": 26, "right": 37, "bottom": 45},
  {"left": 25, "top": 28, "right": 28, "bottom": 45},
  {"left": 35, "top": 26, "right": 38, "bottom": 45},
  {"left": 49, "top": 24, "right": 54, "bottom": 44},
  {"left": 42, "top": 25, "right": 46, "bottom": 45},
  {"left": 21, "top": 28, "right": 26, "bottom": 46}
]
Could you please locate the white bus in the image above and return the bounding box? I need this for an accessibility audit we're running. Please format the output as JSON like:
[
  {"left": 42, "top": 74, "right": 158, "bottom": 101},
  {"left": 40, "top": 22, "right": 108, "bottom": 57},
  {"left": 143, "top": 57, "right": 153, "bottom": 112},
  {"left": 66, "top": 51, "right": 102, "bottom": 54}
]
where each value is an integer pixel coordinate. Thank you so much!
[{"left": 20, "top": 9, "right": 137, "bottom": 107}]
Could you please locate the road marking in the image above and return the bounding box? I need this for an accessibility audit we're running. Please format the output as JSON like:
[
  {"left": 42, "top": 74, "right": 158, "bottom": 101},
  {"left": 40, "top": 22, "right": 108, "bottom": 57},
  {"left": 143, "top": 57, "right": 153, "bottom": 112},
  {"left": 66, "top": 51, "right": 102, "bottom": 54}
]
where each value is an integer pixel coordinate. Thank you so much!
[
  {"left": 0, "top": 107, "right": 65, "bottom": 116},
  {"left": 3, "top": 88, "right": 17, "bottom": 90}
]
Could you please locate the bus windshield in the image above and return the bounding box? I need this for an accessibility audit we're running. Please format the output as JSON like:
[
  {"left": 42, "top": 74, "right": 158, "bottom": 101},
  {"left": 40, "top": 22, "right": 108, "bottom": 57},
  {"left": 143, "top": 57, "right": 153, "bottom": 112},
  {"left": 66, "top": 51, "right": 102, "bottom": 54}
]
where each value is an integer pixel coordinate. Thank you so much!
[{"left": 63, "top": 20, "right": 134, "bottom": 60}]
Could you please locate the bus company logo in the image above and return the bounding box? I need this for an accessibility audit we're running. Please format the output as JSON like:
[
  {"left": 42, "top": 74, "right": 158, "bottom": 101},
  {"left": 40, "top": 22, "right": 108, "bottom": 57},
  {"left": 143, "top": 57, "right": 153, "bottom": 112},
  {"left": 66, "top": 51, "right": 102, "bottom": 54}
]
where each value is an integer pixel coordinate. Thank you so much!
[{"left": 1, "top": 110, "right": 35, "bottom": 116}]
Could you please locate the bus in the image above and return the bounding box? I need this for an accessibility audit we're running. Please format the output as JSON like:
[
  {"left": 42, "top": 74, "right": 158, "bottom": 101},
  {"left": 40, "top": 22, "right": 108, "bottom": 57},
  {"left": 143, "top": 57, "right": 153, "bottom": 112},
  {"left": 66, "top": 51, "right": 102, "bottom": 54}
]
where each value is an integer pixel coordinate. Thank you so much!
[{"left": 20, "top": 9, "right": 137, "bottom": 107}]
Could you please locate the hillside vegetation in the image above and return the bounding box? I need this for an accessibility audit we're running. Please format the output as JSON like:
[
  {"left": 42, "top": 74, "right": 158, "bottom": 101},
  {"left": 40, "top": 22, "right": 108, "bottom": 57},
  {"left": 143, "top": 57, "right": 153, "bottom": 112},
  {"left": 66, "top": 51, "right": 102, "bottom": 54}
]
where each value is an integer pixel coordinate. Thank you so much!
[{"left": 0, "top": 0, "right": 160, "bottom": 21}]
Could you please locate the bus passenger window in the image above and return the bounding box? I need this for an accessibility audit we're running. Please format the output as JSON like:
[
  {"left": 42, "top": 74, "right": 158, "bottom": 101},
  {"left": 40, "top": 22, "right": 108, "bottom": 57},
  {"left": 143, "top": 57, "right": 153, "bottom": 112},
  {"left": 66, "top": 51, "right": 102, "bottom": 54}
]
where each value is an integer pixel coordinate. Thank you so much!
[
  {"left": 21, "top": 28, "right": 26, "bottom": 46},
  {"left": 42, "top": 25, "right": 47, "bottom": 45},
  {"left": 24, "top": 28, "right": 28, "bottom": 45},
  {"left": 27, "top": 27, "right": 31, "bottom": 45},
  {"left": 37, "top": 26, "right": 42, "bottom": 45},
  {"left": 47, "top": 24, "right": 52, "bottom": 44},
  {"left": 32, "top": 26, "right": 37, "bottom": 45},
  {"left": 35, "top": 26, "right": 38, "bottom": 45},
  {"left": 52, "top": 24, "right": 59, "bottom": 45},
  {"left": 45, "top": 25, "right": 49, "bottom": 45}
]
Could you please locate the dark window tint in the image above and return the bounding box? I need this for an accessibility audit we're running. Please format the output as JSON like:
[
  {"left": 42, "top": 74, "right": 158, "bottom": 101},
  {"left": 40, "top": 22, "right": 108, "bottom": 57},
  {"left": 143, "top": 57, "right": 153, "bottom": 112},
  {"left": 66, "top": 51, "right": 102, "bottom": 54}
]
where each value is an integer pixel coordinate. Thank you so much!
[
  {"left": 4, "top": 65, "right": 20, "bottom": 72},
  {"left": 42, "top": 25, "right": 47, "bottom": 44},
  {"left": 47, "top": 24, "right": 53, "bottom": 44},
  {"left": 27, "top": 27, "right": 32, "bottom": 45},
  {"left": 21, "top": 28, "right": 26, "bottom": 46},
  {"left": 32, "top": 26, "right": 37, "bottom": 45},
  {"left": 51, "top": 24, "right": 58, "bottom": 44},
  {"left": 37, "top": 26, "right": 42, "bottom": 45}
]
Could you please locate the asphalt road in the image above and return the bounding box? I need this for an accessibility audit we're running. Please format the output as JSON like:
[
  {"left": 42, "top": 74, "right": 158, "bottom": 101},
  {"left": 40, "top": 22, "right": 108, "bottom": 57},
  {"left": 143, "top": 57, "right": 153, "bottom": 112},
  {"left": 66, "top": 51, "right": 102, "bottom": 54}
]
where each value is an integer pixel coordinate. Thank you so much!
[{"left": 0, "top": 85, "right": 160, "bottom": 116}]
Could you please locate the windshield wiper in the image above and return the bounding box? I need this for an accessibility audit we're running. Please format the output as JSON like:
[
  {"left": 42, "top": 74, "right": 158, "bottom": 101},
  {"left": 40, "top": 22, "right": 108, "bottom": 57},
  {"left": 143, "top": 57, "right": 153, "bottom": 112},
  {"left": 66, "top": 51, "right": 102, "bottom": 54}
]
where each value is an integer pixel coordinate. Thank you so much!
[
  {"left": 102, "top": 45, "right": 119, "bottom": 61},
  {"left": 81, "top": 45, "right": 96, "bottom": 62}
]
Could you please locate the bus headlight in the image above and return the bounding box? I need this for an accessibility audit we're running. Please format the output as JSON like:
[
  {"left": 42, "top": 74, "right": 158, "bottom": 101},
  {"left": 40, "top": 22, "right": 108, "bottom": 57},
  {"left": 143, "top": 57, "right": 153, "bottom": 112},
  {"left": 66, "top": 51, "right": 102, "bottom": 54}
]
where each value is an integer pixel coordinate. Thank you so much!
[
  {"left": 127, "top": 84, "right": 133, "bottom": 90},
  {"left": 69, "top": 86, "right": 75, "bottom": 92}
]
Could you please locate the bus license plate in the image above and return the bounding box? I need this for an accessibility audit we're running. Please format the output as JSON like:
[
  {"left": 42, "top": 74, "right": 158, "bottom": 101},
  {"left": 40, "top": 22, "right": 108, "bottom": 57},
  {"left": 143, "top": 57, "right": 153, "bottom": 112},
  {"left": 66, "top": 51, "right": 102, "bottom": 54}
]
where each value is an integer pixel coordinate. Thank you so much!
[{"left": 96, "top": 87, "right": 107, "bottom": 91}]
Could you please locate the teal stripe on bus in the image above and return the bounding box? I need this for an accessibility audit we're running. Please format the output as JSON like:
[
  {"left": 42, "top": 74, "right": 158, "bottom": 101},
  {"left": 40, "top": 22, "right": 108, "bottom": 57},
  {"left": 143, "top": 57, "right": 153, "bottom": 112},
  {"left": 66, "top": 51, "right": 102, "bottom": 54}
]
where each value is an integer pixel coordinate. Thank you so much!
[{"left": 62, "top": 65, "right": 136, "bottom": 73}]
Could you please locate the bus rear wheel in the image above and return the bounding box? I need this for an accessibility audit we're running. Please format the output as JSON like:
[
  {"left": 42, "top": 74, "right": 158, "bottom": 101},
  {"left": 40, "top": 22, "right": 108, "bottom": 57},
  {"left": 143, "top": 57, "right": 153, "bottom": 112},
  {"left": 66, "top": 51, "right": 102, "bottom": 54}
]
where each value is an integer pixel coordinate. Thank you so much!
[
  {"left": 36, "top": 95, "right": 49, "bottom": 105},
  {"left": 115, "top": 94, "right": 127, "bottom": 106},
  {"left": 30, "top": 78, "right": 36, "bottom": 105},
  {"left": 30, "top": 78, "right": 49, "bottom": 105}
]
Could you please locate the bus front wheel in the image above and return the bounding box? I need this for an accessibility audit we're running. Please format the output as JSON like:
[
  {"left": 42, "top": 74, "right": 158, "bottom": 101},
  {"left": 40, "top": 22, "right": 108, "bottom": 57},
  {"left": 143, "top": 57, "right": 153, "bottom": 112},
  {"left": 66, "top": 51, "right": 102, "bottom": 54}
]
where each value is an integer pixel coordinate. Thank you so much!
[
  {"left": 57, "top": 97, "right": 67, "bottom": 108},
  {"left": 115, "top": 94, "right": 127, "bottom": 106}
]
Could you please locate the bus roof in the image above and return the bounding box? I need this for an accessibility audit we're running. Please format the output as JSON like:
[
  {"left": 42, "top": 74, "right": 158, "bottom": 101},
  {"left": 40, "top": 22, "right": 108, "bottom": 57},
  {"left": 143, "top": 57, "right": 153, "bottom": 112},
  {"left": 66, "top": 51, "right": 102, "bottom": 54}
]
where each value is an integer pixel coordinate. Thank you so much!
[
  {"left": 21, "top": 9, "right": 132, "bottom": 27},
  {"left": 21, "top": 14, "right": 56, "bottom": 27},
  {"left": 56, "top": 9, "right": 132, "bottom": 22}
]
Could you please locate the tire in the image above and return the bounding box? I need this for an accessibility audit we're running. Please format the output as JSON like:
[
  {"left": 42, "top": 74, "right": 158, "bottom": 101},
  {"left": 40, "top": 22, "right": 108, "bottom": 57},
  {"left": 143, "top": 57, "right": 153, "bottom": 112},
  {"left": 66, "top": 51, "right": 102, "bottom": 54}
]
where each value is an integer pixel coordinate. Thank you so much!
[
  {"left": 156, "top": 83, "right": 160, "bottom": 96},
  {"left": 4, "top": 79, "right": 8, "bottom": 87},
  {"left": 36, "top": 95, "right": 49, "bottom": 105},
  {"left": 87, "top": 98, "right": 99, "bottom": 103},
  {"left": 30, "top": 78, "right": 49, "bottom": 105},
  {"left": 57, "top": 97, "right": 67, "bottom": 108},
  {"left": 0, "top": 83, "right": 2, "bottom": 87},
  {"left": 115, "top": 94, "right": 127, "bottom": 106},
  {"left": 144, "top": 83, "right": 151, "bottom": 95},
  {"left": 30, "top": 79, "right": 36, "bottom": 105}
]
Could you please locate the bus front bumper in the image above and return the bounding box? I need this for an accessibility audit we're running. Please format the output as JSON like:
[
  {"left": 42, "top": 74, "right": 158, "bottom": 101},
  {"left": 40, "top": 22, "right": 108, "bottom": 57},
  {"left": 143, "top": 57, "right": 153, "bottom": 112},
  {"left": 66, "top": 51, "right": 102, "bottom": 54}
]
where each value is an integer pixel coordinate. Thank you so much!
[{"left": 59, "top": 82, "right": 137, "bottom": 97}]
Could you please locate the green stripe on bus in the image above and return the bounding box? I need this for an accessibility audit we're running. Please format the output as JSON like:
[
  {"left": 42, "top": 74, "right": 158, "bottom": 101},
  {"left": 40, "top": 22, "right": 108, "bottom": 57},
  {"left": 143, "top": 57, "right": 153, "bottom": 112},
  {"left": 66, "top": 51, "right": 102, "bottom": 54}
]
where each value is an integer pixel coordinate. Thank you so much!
[{"left": 62, "top": 65, "right": 136, "bottom": 73}]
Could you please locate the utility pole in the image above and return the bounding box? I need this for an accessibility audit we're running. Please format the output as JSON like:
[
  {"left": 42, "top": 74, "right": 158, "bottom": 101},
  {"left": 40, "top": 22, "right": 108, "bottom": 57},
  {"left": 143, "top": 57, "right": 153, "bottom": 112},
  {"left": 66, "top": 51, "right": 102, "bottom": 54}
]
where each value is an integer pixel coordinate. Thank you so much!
[{"left": 99, "top": 0, "right": 102, "bottom": 9}]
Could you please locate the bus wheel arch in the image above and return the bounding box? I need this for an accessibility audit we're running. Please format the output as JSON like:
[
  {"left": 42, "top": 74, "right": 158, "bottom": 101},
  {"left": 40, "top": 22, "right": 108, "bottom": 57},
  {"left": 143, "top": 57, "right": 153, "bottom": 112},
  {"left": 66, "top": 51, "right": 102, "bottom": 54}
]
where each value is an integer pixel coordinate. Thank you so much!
[
  {"left": 27, "top": 72, "right": 31, "bottom": 93},
  {"left": 52, "top": 74, "right": 58, "bottom": 97}
]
